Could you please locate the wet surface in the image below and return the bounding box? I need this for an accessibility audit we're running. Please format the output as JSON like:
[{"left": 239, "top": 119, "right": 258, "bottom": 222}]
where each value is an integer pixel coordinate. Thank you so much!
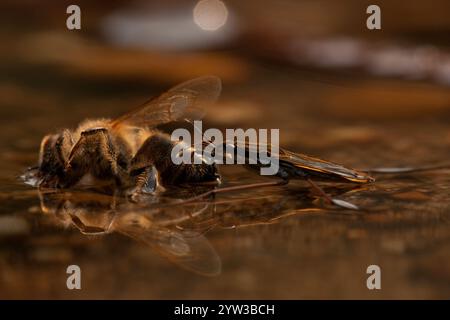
[{"left": 1, "top": 1, "right": 450, "bottom": 299}]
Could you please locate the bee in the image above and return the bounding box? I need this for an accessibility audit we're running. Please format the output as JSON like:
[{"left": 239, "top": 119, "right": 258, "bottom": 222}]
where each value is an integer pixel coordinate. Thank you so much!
[
  {"left": 28, "top": 76, "right": 374, "bottom": 208},
  {"left": 33, "top": 76, "right": 222, "bottom": 195}
]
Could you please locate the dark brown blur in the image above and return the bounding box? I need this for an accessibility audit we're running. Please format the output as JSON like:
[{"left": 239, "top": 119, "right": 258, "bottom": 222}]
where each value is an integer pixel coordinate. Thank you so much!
[{"left": 0, "top": 0, "right": 450, "bottom": 299}]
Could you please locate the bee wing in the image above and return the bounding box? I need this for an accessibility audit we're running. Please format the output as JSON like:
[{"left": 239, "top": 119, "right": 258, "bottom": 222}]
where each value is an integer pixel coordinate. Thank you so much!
[
  {"left": 225, "top": 142, "right": 371, "bottom": 182},
  {"left": 111, "top": 76, "right": 221, "bottom": 129},
  {"left": 279, "top": 148, "right": 373, "bottom": 182},
  {"left": 114, "top": 213, "right": 221, "bottom": 276}
]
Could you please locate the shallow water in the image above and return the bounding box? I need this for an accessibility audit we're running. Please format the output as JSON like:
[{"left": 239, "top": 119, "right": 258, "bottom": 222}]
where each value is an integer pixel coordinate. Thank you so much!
[
  {"left": 2, "top": 73, "right": 450, "bottom": 299},
  {"left": 1, "top": 1, "right": 450, "bottom": 299}
]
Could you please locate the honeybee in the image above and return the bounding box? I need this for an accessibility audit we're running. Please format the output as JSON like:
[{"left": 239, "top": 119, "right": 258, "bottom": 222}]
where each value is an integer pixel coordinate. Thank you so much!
[
  {"left": 27, "top": 76, "right": 374, "bottom": 208},
  {"left": 32, "top": 76, "right": 222, "bottom": 196}
]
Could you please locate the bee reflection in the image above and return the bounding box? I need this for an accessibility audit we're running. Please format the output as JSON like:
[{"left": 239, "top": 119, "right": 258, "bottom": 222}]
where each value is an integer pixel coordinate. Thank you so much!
[
  {"left": 38, "top": 190, "right": 222, "bottom": 276},
  {"left": 36, "top": 183, "right": 363, "bottom": 276}
]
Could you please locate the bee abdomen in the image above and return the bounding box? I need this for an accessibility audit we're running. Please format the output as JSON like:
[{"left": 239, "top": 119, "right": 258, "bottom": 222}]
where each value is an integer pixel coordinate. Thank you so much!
[{"left": 159, "top": 162, "right": 220, "bottom": 187}]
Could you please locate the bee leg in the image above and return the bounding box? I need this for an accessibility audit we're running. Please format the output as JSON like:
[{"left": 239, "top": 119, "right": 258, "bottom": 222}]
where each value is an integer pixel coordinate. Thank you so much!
[
  {"left": 63, "top": 128, "right": 128, "bottom": 188},
  {"left": 306, "top": 179, "right": 359, "bottom": 210},
  {"left": 128, "top": 166, "right": 159, "bottom": 200}
]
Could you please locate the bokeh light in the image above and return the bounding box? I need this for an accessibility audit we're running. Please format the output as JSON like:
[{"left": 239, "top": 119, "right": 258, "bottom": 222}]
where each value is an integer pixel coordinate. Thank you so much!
[{"left": 193, "top": 0, "right": 228, "bottom": 31}]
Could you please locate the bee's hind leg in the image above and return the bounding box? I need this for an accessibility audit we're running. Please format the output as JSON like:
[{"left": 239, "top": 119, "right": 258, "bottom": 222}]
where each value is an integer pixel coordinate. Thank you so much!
[
  {"left": 306, "top": 179, "right": 359, "bottom": 210},
  {"left": 127, "top": 166, "right": 160, "bottom": 201}
]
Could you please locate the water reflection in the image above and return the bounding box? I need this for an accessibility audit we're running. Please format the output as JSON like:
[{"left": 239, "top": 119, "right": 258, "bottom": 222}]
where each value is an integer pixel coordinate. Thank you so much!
[
  {"left": 38, "top": 189, "right": 222, "bottom": 276},
  {"left": 32, "top": 182, "right": 363, "bottom": 276}
]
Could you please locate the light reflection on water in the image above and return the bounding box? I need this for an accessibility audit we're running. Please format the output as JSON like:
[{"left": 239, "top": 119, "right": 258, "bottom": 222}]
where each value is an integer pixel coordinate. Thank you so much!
[{"left": 2, "top": 158, "right": 450, "bottom": 298}]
